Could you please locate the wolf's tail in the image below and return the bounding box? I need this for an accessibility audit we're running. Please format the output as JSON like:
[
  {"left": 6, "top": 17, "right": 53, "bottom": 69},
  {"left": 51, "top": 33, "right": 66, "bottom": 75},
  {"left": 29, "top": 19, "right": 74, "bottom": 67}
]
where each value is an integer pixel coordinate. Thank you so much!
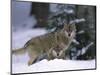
[{"left": 12, "top": 47, "right": 26, "bottom": 55}]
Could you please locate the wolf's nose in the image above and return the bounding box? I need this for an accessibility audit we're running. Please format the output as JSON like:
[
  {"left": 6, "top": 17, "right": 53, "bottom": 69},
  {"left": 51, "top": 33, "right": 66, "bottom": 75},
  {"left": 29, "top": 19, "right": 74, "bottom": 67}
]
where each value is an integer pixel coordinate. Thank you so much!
[
  {"left": 57, "top": 53, "right": 59, "bottom": 56},
  {"left": 68, "top": 33, "right": 70, "bottom": 36}
]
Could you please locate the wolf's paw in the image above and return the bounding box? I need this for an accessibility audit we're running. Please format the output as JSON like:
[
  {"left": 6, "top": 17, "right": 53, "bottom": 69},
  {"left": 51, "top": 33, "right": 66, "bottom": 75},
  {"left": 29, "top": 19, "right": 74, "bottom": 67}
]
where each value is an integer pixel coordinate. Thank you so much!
[{"left": 28, "top": 60, "right": 33, "bottom": 66}]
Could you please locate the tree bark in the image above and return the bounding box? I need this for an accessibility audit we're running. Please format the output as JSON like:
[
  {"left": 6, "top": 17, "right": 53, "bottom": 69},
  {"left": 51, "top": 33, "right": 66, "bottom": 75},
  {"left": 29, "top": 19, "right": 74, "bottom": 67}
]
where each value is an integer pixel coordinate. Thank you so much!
[{"left": 30, "top": 2, "right": 50, "bottom": 28}]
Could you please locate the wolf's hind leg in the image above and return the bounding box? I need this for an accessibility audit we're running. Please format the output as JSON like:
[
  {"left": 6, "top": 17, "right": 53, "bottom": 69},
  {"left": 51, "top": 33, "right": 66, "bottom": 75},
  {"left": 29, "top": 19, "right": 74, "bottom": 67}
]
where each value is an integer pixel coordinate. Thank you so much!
[
  {"left": 28, "top": 57, "right": 37, "bottom": 66},
  {"left": 28, "top": 50, "right": 38, "bottom": 66}
]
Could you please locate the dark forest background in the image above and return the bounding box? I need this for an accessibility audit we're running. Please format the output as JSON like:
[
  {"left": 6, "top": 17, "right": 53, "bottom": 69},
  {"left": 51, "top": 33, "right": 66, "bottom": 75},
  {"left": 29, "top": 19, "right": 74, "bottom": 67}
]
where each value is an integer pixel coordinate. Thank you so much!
[{"left": 29, "top": 2, "right": 96, "bottom": 60}]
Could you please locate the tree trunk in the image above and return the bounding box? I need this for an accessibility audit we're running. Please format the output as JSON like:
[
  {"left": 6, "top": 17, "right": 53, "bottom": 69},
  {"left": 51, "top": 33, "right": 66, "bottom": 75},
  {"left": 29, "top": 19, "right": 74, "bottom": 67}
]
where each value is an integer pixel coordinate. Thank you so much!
[{"left": 30, "top": 2, "right": 49, "bottom": 28}]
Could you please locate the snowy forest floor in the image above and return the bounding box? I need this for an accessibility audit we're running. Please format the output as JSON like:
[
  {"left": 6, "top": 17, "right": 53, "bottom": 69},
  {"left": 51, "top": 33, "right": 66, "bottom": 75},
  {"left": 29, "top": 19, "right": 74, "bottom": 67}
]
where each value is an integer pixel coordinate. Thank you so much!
[{"left": 12, "top": 28, "right": 95, "bottom": 74}]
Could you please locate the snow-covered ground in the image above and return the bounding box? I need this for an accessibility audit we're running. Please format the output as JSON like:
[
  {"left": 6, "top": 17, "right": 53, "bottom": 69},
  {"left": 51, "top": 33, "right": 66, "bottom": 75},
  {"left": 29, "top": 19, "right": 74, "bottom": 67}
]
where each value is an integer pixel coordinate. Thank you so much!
[
  {"left": 12, "top": 1, "right": 95, "bottom": 74},
  {"left": 12, "top": 59, "right": 95, "bottom": 74},
  {"left": 12, "top": 27, "right": 95, "bottom": 74}
]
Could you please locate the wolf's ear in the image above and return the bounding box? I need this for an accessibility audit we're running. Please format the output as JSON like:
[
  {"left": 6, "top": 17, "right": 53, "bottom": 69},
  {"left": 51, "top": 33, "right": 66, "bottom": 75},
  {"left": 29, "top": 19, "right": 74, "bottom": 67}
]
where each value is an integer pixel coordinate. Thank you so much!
[
  {"left": 63, "top": 22, "right": 75, "bottom": 28},
  {"left": 69, "top": 22, "right": 75, "bottom": 26},
  {"left": 63, "top": 23, "right": 68, "bottom": 29},
  {"left": 69, "top": 22, "right": 76, "bottom": 31},
  {"left": 72, "top": 23, "right": 76, "bottom": 31}
]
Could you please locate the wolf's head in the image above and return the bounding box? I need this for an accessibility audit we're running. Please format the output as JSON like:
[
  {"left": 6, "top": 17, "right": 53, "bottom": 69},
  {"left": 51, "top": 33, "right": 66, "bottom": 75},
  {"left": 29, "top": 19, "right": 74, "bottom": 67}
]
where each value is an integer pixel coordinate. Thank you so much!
[
  {"left": 63, "top": 23, "right": 76, "bottom": 39},
  {"left": 50, "top": 45, "right": 65, "bottom": 59}
]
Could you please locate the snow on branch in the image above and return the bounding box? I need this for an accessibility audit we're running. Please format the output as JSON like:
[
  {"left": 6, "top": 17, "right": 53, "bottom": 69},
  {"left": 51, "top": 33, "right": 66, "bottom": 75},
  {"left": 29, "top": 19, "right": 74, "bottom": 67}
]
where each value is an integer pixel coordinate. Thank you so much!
[
  {"left": 72, "top": 39, "right": 80, "bottom": 45},
  {"left": 74, "top": 42, "right": 94, "bottom": 57},
  {"left": 70, "top": 18, "right": 85, "bottom": 24},
  {"left": 81, "top": 42, "right": 94, "bottom": 55},
  {"left": 77, "top": 30, "right": 85, "bottom": 34}
]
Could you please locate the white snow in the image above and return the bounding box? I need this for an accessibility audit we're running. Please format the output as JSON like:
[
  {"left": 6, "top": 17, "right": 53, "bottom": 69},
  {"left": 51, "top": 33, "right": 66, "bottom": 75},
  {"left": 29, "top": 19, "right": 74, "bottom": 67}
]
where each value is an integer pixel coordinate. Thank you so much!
[
  {"left": 12, "top": 58, "right": 95, "bottom": 74},
  {"left": 70, "top": 18, "right": 85, "bottom": 24}
]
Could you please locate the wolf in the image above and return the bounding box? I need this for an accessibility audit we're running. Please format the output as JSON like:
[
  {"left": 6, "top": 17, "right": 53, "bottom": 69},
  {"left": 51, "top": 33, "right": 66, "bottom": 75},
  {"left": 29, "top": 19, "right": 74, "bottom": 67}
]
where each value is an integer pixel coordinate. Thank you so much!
[{"left": 12, "top": 23, "right": 76, "bottom": 66}]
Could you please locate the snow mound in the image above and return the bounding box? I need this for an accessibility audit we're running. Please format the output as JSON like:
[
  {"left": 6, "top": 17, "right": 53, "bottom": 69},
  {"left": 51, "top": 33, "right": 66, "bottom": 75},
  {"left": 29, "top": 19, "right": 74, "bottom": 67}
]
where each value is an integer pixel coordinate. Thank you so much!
[{"left": 12, "top": 59, "right": 95, "bottom": 74}]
